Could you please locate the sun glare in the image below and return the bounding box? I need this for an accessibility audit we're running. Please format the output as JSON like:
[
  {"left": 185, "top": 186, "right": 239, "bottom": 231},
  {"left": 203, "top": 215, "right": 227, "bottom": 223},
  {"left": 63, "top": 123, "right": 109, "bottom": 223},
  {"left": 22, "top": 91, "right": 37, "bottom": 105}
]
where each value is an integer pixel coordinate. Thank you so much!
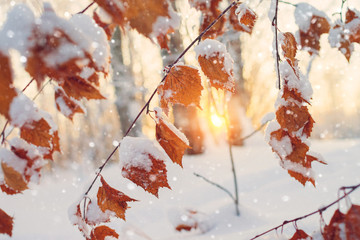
[{"left": 211, "top": 114, "right": 225, "bottom": 128}]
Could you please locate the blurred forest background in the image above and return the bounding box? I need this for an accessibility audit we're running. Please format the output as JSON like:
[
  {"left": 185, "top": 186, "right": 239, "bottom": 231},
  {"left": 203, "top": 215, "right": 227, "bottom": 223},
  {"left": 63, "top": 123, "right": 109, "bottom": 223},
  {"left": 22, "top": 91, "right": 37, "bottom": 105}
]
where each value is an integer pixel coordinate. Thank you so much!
[{"left": 1, "top": 0, "right": 360, "bottom": 169}]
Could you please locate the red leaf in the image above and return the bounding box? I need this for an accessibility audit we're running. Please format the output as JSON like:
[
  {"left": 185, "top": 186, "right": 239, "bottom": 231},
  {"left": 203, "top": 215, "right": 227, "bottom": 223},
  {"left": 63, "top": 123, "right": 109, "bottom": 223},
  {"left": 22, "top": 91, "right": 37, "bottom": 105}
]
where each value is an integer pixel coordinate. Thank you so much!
[
  {"left": 230, "top": 3, "right": 257, "bottom": 34},
  {"left": 93, "top": 11, "right": 116, "bottom": 40},
  {"left": 97, "top": 177, "right": 137, "bottom": 220},
  {"left": 120, "top": 137, "right": 171, "bottom": 197},
  {"left": 0, "top": 52, "right": 17, "bottom": 121},
  {"left": 323, "top": 209, "right": 346, "bottom": 240},
  {"left": 155, "top": 108, "right": 190, "bottom": 167},
  {"left": 344, "top": 204, "right": 360, "bottom": 239},
  {"left": 60, "top": 76, "right": 105, "bottom": 101},
  {"left": 0, "top": 208, "right": 13, "bottom": 237},
  {"left": 158, "top": 64, "right": 203, "bottom": 114},
  {"left": 90, "top": 225, "right": 119, "bottom": 240}
]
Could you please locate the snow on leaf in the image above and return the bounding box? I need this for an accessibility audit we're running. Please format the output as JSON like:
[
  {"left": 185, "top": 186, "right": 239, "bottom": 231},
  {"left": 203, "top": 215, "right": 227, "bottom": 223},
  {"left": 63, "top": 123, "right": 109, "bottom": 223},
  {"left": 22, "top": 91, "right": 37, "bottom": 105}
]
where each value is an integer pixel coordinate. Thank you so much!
[
  {"left": 344, "top": 204, "right": 360, "bottom": 239},
  {"left": 55, "top": 86, "right": 85, "bottom": 120},
  {"left": 289, "top": 229, "right": 312, "bottom": 240},
  {"left": 85, "top": 199, "right": 112, "bottom": 226},
  {"left": 94, "top": 0, "right": 180, "bottom": 49},
  {"left": 158, "top": 64, "right": 203, "bottom": 114},
  {"left": 154, "top": 108, "right": 190, "bottom": 167},
  {"left": 20, "top": 118, "right": 60, "bottom": 160},
  {"left": 97, "top": 176, "right": 137, "bottom": 221},
  {"left": 195, "top": 39, "right": 235, "bottom": 92},
  {"left": 294, "top": 3, "right": 330, "bottom": 55},
  {"left": 68, "top": 202, "right": 90, "bottom": 239},
  {"left": 328, "top": 23, "right": 353, "bottom": 62},
  {"left": 120, "top": 137, "right": 171, "bottom": 197},
  {"left": 345, "top": 8, "right": 360, "bottom": 44},
  {"left": 322, "top": 209, "right": 346, "bottom": 240},
  {"left": 0, "top": 208, "right": 13, "bottom": 237},
  {"left": 169, "top": 208, "right": 214, "bottom": 233},
  {"left": 89, "top": 225, "right": 119, "bottom": 240},
  {"left": 230, "top": 3, "right": 257, "bottom": 34},
  {"left": 1, "top": 162, "right": 28, "bottom": 194},
  {"left": 93, "top": 11, "right": 116, "bottom": 41}
]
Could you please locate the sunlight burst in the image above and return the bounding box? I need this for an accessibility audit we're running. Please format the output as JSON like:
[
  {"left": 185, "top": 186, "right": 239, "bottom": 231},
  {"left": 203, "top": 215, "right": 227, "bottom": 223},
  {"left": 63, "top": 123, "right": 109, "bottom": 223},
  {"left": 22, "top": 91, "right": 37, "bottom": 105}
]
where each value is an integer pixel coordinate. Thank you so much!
[{"left": 210, "top": 114, "right": 225, "bottom": 128}]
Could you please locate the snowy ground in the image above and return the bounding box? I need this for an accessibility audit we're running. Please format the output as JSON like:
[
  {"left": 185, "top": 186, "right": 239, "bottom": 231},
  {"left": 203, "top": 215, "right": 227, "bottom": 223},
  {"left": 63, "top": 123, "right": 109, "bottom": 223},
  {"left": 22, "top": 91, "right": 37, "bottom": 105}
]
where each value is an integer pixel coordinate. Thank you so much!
[{"left": 1, "top": 132, "right": 360, "bottom": 240}]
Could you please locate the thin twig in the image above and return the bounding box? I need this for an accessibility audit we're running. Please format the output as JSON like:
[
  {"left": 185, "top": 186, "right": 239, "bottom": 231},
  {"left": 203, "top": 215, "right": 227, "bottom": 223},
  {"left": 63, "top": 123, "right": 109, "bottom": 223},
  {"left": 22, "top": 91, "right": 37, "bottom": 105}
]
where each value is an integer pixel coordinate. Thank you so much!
[
  {"left": 77, "top": 2, "right": 95, "bottom": 14},
  {"left": 279, "top": 0, "right": 297, "bottom": 7},
  {"left": 249, "top": 183, "right": 360, "bottom": 240},
  {"left": 241, "top": 121, "right": 268, "bottom": 142},
  {"left": 193, "top": 173, "right": 236, "bottom": 202},
  {"left": 272, "top": 0, "right": 281, "bottom": 89},
  {"left": 340, "top": 0, "right": 347, "bottom": 23},
  {"left": 81, "top": 1, "right": 240, "bottom": 217}
]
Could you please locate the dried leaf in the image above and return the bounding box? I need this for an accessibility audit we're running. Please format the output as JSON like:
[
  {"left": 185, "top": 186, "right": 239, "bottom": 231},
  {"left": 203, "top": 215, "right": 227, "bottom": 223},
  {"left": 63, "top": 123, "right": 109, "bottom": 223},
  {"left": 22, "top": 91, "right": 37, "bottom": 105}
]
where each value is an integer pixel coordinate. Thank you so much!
[
  {"left": 122, "top": 154, "right": 170, "bottom": 197},
  {"left": 55, "top": 87, "right": 85, "bottom": 120},
  {"left": 97, "top": 177, "right": 136, "bottom": 220},
  {"left": 344, "top": 204, "right": 360, "bottom": 239},
  {"left": 276, "top": 104, "right": 313, "bottom": 135},
  {"left": 20, "top": 118, "right": 60, "bottom": 160},
  {"left": 93, "top": 0, "right": 125, "bottom": 27},
  {"left": 0, "top": 208, "right": 13, "bottom": 237},
  {"left": 200, "top": 9, "right": 226, "bottom": 39},
  {"left": 90, "top": 225, "right": 119, "bottom": 240},
  {"left": 289, "top": 229, "right": 312, "bottom": 240},
  {"left": 231, "top": 3, "right": 257, "bottom": 34},
  {"left": 155, "top": 109, "right": 190, "bottom": 167},
  {"left": 0, "top": 52, "right": 17, "bottom": 120},
  {"left": 323, "top": 209, "right": 346, "bottom": 240},
  {"left": 280, "top": 32, "right": 298, "bottom": 66},
  {"left": 158, "top": 64, "right": 203, "bottom": 114},
  {"left": 198, "top": 53, "right": 235, "bottom": 92},
  {"left": 1, "top": 162, "right": 28, "bottom": 193},
  {"left": 345, "top": 8, "right": 360, "bottom": 44},
  {"left": 60, "top": 76, "right": 105, "bottom": 100},
  {"left": 329, "top": 24, "right": 353, "bottom": 62}
]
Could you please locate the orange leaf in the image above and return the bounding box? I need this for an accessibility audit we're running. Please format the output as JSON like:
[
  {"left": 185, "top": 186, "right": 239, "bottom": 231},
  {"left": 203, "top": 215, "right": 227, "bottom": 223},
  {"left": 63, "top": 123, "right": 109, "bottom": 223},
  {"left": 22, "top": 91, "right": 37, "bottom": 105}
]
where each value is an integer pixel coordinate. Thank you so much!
[
  {"left": 295, "top": 4, "right": 330, "bottom": 55},
  {"left": 280, "top": 32, "right": 298, "bottom": 66},
  {"left": 276, "top": 104, "right": 313, "bottom": 135},
  {"left": 195, "top": 39, "right": 235, "bottom": 92},
  {"left": 95, "top": 0, "right": 179, "bottom": 48},
  {"left": 323, "top": 209, "right": 346, "bottom": 240},
  {"left": 231, "top": 3, "right": 257, "bottom": 34},
  {"left": 1, "top": 162, "right": 28, "bottom": 194},
  {"left": 158, "top": 64, "right": 203, "bottom": 114},
  {"left": 345, "top": 8, "right": 360, "bottom": 44},
  {"left": 0, "top": 208, "right": 13, "bottom": 237},
  {"left": 155, "top": 109, "right": 190, "bottom": 167},
  {"left": 90, "top": 225, "right": 119, "bottom": 240},
  {"left": 120, "top": 137, "right": 171, "bottom": 197},
  {"left": 97, "top": 177, "right": 136, "bottom": 221},
  {"left": 0, "top": 52, "right": 17, "bottom": 120},
  {"left": 289, "top": 229, "right": 312, "bottom": 240},
  {"left": 60, "top": 76, "right": 105, "bottom": 100},
  {"left": 55, "top": 87, "right": 85, "bottom": 120},
  {"left": 344, "top": 204, "right": 360, "bottom": 239},
  {"left": 329, "top": 24, "right": 353, "bottom": 62},
  {"left": 199, "top": 9, "right": 226, "bottom": 39},
  {"left": 20, "top": 118, "right": 60, "bottom": 160}
]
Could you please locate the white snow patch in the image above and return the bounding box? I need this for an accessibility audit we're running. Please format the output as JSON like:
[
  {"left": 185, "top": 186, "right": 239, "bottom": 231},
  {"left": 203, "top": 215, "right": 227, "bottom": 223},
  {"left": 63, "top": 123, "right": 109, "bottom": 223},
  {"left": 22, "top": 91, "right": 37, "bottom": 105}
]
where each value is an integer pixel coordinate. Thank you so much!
[
  {"left": 119, "top": 137, "right": 167, "bottom": 172},
  {"left": 281, "top": 159, "right": 315, "bottom": 180},
  {"left": 151, "top": 5, "right": 180, "bottom": 39},
  {"left": 85, "top": 199, "right": 113, "bottom": 225},
  {"left": 261, "top": 112, "right": 275, "bottom": 125},
  {"left": 294, "top": 3, "right": 330, "bottom": 32}
]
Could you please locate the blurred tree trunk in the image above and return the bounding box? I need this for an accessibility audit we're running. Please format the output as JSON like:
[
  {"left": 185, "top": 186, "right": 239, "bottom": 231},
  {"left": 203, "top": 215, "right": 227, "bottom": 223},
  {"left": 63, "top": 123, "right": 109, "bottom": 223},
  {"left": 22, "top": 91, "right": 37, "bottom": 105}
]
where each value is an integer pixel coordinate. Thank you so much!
[
  {"left": 161, "top": 2, "right": 204, "bottom": 155},
  {"left": 111, "top": 27, "right": 142, "bottom": 137},
  {"left": 226, "top": 31, "right": 248, "bottom": 146}
]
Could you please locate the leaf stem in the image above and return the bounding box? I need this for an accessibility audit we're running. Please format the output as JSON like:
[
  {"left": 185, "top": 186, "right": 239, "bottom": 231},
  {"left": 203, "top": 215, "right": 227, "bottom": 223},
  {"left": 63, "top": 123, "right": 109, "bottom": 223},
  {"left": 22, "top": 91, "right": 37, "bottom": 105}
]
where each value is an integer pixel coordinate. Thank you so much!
[
  {"left": 279, "top": 0, "right": 297, "bottom": 7},
  {"left": 77, "top": 2, "right": 95, "bottom": 14}
]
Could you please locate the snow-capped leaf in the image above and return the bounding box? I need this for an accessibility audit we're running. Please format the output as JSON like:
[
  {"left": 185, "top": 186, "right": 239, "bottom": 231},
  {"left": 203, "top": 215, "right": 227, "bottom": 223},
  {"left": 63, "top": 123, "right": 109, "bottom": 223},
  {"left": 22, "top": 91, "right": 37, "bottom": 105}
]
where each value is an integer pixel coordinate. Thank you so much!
[
  {"left": 195, "top": 39, "right": 235, "bottom": 92},
  {"left": 55, "top": 86, "right": 85, "bottom": 120},
  {"left": 231, "top": 3, "right": 257, "bottom": 34},
  {"left": 295, "top": 3, "right": 330, "bottom": 55},
  {"left": 20, "top": 118, "right": 60, "bottom": 160},
  {"left": 94, "top": 0, "right": 180, "bottom": 49},
  {"left": 97, "top": 177, "right": 136, "bottom": 221},
  {"left": 328, "top": 24, "right": 353, "bottom": 62},
  {"left": 289, "top": 229, "right": 312, "bottom": 240},
  {"left": 154, "top": 108, "right": 190, "bottom": 167},
  {"left": 69, "top": 203, "right": 90, "bottom": 239},
  {"left": 120, "top": 137, "right": 171, "bottom": 197},
  {"left": 158, "top": 64, "right": 203, "bottom": 114},
  {"left": 345, "top": 8, "right": 360, "bottom": 44},
  {"left": 0, "top": 208, "right": 13, "bottom": 237},
  {"left": 89, "top": 225, "right": 119, "bottom": 240},
  {"left": 1, "top": 162, "right": 28, "bottom": 194}
]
